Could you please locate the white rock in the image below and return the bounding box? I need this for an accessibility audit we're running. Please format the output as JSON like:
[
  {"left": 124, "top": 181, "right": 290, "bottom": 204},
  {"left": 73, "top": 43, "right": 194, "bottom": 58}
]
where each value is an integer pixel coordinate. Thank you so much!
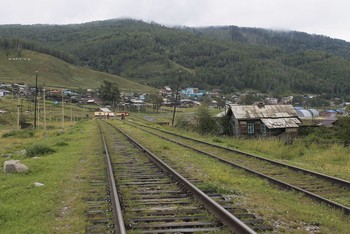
[
  {"left": 34, "top": 182, "right": 45, "bottom": 187},
  {"left": 3, "top": 160, "right": 29, "bottom": 174}
]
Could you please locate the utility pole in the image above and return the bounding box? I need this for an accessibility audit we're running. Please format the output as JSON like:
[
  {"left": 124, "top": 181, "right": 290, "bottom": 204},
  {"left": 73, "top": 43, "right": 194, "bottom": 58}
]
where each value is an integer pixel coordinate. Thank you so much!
[
  {"left": 43, "top": 88, "right": 47, "bottom": 140},
  {"left": 172, "top": 70, "right": 182, "bottom": 126},
  {"left": 33, "top": 71, "right": 38, "bottom": 129},
  {"left": 62, "top": 91, "right": 65, "bottom": 132},
  {"left": 17, "top": 94, "right": 20, "bottom": 129}
]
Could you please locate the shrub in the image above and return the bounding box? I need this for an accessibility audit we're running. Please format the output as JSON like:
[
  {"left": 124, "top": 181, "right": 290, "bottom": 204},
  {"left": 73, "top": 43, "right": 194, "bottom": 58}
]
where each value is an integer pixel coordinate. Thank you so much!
[
  {"left": 175, "top": 115, "right": 194, "bottom": 131},
  {"left": 2, "top": 129, "right": 34, "bottom": 138},
  {"left": 194, "top": 107, "right": 220, "bottom": 135},
  {"left": 26, "top": 144, "right": 56, "bottom": 157}
]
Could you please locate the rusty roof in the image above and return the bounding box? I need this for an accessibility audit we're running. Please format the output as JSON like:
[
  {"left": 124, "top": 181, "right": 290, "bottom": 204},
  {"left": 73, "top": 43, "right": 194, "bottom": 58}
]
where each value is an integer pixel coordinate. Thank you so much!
[{"left": 228, "top": 104, "right": 298, "bottom": 120}]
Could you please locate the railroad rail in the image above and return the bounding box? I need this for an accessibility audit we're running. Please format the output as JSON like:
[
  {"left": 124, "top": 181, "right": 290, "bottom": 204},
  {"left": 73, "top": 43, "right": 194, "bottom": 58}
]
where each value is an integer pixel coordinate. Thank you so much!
[
  {"left": 96, "top": 120, "right": 272, "bottom": 233},
  {"left": 121, "top": 120, "right": 350, "bottom": 215}
]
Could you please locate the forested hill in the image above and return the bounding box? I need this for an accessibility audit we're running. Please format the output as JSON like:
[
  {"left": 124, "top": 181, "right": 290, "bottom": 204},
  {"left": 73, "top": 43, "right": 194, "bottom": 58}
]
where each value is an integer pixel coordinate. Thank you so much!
[
  {"left": 0, "top": 19, "right": 350, "bottom": 98},
  {"left": 188, "top": 26, "right": 350, "bottom": 60}
]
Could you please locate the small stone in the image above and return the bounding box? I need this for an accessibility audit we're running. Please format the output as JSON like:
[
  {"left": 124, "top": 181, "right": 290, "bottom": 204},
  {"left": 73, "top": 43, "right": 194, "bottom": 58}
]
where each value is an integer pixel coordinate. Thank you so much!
[
  {"left": 34, "top": 182, "right": 45, "bottom": 187},
  {"left": 1, "top": 153, "right": 12, "bottom": 158}
]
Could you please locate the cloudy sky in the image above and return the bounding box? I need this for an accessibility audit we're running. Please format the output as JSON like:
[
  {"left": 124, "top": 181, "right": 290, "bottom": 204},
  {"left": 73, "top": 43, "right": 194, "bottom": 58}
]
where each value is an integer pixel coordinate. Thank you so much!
[{"left": 2, "top": 0, "right": 350, "bottom": 42}]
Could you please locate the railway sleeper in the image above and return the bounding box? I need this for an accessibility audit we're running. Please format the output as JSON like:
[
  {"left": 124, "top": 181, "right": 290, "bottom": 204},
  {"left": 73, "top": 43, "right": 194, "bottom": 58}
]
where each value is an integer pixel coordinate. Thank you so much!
[
  {"left": 126, "top": 209, "right": 207, "bottom": 216},
  {"left": 128, "top": 205, "right": 200, "bottom": 212},
  {"left": 128, "top": 192, "right": 190, "bottom": 199},
  {"left": 130, "top": 190, "right": 187, "bottom": 195},
  {"left": 134, "top": 200, "right": 193, "bottom": 206},
  {"left": 138, "top": 227, "right": 222, "bottom": 233},
  {"left": 131, "top": 221, "right": 220, "bottom": 229},
  {"left": 129, "top": 215, "right": 209, "bottom": 223}
]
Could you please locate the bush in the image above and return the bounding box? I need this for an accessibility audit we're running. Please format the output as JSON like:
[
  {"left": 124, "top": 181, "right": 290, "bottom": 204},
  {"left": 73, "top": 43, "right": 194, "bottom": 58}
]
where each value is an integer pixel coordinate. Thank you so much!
[
  {"left": 2, "top": 129, "right": 34, "bottom": 138},
  {"left": 26, "top": 144, "right": 56, "bottom": 157},
  {"left": 194, "top": 107, "right": 220, "bottom": 135},
  {"left": 175, "top": 115, "right": 194, "bottom": 131}
]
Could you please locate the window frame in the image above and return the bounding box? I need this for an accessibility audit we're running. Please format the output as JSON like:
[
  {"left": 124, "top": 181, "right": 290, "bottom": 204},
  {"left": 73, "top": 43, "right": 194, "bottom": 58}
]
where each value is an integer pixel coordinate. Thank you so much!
[{"left": 247, "top": 122, "right": 255, "bottom": 134}]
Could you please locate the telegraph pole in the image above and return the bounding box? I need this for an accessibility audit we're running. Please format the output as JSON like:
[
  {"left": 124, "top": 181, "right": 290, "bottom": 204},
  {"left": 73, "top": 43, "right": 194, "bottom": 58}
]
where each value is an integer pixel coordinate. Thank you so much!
[
  {"left": 172, "top": 70, "right": 182, "bottom": 126},
  {"left": 17, "top": 94, "right": 20, "bottom": 129},
  {"left": 62, "top": 91, "right": 65, "bottom": 132},
  {"left": 33, "top": 71, "right": 38, "bottom": 129},
  {"left": 43, "top": 88, "right": 47, "bottom": 140}
]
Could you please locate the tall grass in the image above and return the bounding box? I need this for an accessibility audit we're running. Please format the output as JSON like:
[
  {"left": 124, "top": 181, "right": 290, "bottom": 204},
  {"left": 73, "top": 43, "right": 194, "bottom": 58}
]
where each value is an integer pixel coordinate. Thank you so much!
[{"left": 224, "top": 137, "right": 350, "bottom": 180}]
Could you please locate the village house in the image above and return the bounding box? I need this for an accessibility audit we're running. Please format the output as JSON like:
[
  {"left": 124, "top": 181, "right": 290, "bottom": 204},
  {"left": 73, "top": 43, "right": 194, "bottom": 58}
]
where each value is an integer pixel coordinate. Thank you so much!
[
  {"left": 226, "top": 103, "right": 301, "bottom": 137},
  {"left": 181, "top": 87, "right": 205, "bottom": 99},
  {"left": 94, "top": 107, "right": 115, "bottom": 118},
  {"left": 0, "top": 89, "right": 10, "bottom": 97},
  {"left": 159, "top": 86, "right": 172, "bottom": 97}
]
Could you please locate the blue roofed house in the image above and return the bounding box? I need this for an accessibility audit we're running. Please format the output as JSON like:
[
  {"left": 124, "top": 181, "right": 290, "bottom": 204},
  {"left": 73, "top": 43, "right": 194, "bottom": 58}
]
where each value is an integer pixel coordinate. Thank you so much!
[{"left": 181, "top": 88, "right": 204, "bottom": 99}]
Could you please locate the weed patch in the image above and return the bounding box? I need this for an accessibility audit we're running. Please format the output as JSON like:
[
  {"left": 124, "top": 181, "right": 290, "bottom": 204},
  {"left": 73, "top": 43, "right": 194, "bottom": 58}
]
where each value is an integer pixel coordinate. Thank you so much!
[
  {"left": 55, "top": 141, "right": 69, "bottom": 147},
  {"left": 26, "top": 144, "right": 56, "bottom": 157},
  {"left": 212, "top": 137, "right": 224, "bottom": 143},
  {"left": 2, "top": 129, "right": 34, "bottom": 138}
]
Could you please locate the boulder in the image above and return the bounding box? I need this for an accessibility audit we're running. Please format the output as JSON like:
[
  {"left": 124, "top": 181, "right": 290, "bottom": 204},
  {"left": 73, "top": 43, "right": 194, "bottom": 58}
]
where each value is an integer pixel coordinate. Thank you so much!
[{"left": 3, "top": 160, "right": 28, "bottom": 174}]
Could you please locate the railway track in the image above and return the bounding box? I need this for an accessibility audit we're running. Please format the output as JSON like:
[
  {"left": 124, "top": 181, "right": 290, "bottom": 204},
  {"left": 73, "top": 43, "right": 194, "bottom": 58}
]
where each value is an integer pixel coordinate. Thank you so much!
[
  {"left": 121, "top": 120, "right": 350, "bottom": 215},
  {"left": 93, "top": 120, "right": 274, "bottom": 233}
]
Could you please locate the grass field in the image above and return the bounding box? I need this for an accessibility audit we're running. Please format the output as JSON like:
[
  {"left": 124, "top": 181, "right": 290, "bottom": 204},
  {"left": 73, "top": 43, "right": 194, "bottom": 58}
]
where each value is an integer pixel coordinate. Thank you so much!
[
  {"left": 0, "top": 49, "right": 157, "bottom": 92},
  {"left": 0, "top": 119, "right": 103, "bottom": 233}
]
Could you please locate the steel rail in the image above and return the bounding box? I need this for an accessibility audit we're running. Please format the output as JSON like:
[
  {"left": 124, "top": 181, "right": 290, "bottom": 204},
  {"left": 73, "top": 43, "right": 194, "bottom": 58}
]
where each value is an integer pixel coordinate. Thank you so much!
[
  {"left": 97, "top": 121, "right": 126, "bottom": 234},
  {"left": 103, "top": 120, "right": 257, "bottom": 234},
  {"left": 126, "top": 121, "right": 350, "bottom": 215},
  {"left": 130, "top": 121, "right": 350, "bottom": 188}
]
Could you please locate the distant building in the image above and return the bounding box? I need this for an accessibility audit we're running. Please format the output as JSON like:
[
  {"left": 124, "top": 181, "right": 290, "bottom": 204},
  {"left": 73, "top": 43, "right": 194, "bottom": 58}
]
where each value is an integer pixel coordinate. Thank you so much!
[
  {"left": 181, "top": 87, "right": 205, "bottom": 98},
  {"left": 296, "top": 108, "right": 319, "bottom": 118},
  {"left": 0, "top": 89, "right": 10, "bottom": 97},
  {"left": 225, "top": 103, "right": 300, "bottom": 137},
  {"left": 94, "top": 108, "right": 115, "bottom": 118},
  {"left": 159, "top": 86, "right": 172, "bottom": 97}
]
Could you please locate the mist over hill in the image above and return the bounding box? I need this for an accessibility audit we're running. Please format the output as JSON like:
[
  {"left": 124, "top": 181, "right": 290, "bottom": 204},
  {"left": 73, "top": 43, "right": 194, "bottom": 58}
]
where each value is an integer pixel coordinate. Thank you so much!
[{"left": 1, "top": 19, "right": 349, "bottom": 98}]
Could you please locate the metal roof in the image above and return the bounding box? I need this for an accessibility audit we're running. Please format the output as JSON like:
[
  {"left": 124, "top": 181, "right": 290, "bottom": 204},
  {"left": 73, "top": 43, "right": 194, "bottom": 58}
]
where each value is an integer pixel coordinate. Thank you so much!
[
  {"left": 296, "top": 109, "right": 312, "bottom": 118},
  {"left": 98, "top": 108, "right": 113, "bottom": 112},
  {"left": 261, "top": 118, "right": 301, "bottom": 129},
  {"left": 228, "top": 104, "right": 298, "bottom": 119}
]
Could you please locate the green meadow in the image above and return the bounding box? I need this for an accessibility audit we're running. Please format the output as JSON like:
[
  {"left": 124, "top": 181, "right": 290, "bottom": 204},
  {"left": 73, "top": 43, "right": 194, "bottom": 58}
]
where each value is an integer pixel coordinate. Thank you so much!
[{"left": 0, "top": 49, "right": 156, "bottom": 92}]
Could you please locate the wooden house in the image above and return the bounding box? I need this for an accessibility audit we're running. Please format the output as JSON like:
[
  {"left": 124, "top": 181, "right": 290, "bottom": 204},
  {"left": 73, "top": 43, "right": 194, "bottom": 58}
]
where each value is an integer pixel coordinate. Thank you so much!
[
  {"left": 94, "top": 108, "right": 115, "bottom": 118},
  {"left": 226, "top": 103, "right": 300, "bottom": 137}
]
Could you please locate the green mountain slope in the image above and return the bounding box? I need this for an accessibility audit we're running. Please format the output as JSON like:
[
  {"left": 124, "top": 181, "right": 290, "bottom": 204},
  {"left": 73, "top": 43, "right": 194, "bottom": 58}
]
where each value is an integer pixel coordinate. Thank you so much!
[
  {"left": 1, "top": 19, "right": 350, "bottom": 97},
  {"left": 0, "top": 49, "right": 156, "bottom": 92}
]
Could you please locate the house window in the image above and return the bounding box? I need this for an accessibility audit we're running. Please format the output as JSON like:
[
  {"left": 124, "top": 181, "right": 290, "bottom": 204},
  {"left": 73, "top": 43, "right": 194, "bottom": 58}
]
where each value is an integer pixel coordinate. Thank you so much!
[
  {"left": 260, "top": 124, "right": 266, "bottom": 134},
  {"left": 248, "top": 123, "right": 255, "bottom": 134}
]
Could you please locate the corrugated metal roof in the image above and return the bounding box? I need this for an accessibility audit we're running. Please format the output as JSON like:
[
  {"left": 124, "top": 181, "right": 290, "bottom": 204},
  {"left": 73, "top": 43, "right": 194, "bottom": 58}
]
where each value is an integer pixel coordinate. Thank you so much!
[
  {"left": 297, "top": 109, "right": 312, "bottom": 118},
  {"left": 228, "top": 104, "right": 298, "bottom": 119},
  {"left": 261, "top": 118, "right": 301, "bottom": 129},
  {"left": 99, "top": 108, "right": 113, "bottom": 112}
]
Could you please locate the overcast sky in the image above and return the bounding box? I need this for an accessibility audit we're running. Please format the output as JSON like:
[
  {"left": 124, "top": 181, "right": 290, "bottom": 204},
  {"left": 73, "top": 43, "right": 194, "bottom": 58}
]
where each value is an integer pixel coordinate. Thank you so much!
[{"left": 2, "top": 0, "right": 350, "bottom": 42}]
